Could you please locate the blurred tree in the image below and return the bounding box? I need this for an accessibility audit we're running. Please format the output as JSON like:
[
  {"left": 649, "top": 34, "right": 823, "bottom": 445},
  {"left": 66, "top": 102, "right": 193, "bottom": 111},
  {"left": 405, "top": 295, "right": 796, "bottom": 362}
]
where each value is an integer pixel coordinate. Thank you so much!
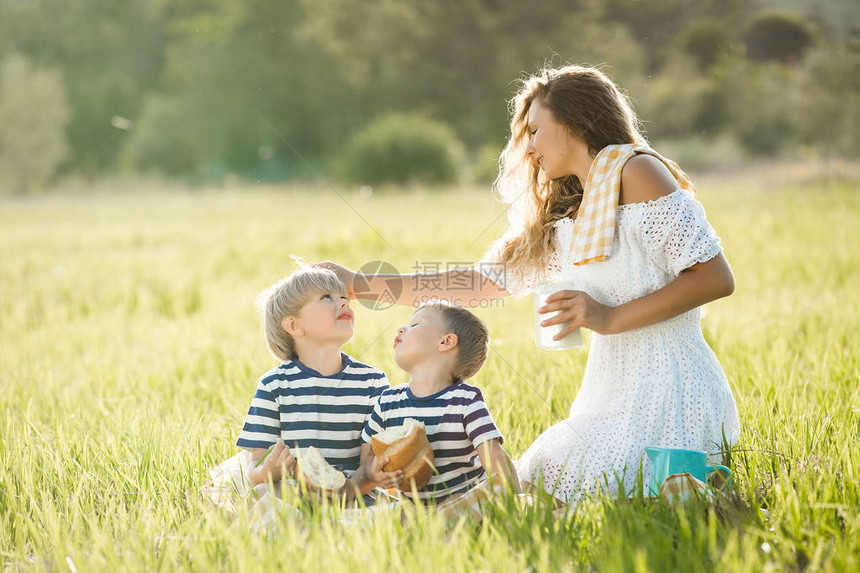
[
  {"left": 637, "top": 55, "right": 709, "bottom": 139},
  {"left": 727, "top": 60, "right": 795, "bottom": 155},
  {"left": 1, "top": 0, "right": 856, "bottom": 183},
  {"left": 743, "top": 11, "right": 816, "bottom": 64},
  {"left": 693, "top": 62, "right": 735, "bottom": 136},
  {"left": 125, "top": 0, "right": 360, "bottom": 181},
  {"left": 0, "top": 55, "right": 70, "bottom": 194},
  {"left": 0, "top": 0, "right": 165, "bottom": 175},
  {"left": 676, "top": 20, "right": 734, "bottom": 70},
  {"left": 790, "top": 39, "right": 860, "bottom": 158},
  {"left": 299, "top": 0, "right": 642, "bottom": 152},
  {"left": 120, "top": 94, "right": 211, "bottom": 177},
  {"left": 603, "top": 0, "right": 753, "bottom": 70},
  {"left": 339, "top": 112, "right": 462, "bottom": 185},
  {"left": 757, "top": 0, "right": 859, "bottom": 40},
  {"left": 298, "top": 0, "right": 518, "bottom": 149}
]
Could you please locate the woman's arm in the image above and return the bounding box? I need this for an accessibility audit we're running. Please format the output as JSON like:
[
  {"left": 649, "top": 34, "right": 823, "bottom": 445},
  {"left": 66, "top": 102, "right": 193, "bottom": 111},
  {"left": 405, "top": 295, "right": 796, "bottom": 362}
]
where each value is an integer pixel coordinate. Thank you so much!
[
  {"left": 540, "top": 254, "right": 734, "bottom": 337},
  {"left": 540, "top": 154, "right": 734, "bottom": 337},
  {"left": 313, "top": 263, "right": 510, "bottom": 308}
]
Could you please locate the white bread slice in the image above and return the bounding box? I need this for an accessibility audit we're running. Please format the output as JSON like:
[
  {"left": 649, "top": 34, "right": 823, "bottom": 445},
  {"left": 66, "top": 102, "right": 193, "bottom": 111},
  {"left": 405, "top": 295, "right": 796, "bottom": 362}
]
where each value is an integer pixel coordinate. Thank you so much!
[
  {"left": 295, "top": 446, "right": 346, "bottom": 493},
  {"left": 371, "top": 418, "right": 435, "bottom": 490},
  {"left": 373, "top": 418, "right": 423, "bottom": 446},
  {"left": 375, "top": 418, "right": 425, "bottom": 442}
]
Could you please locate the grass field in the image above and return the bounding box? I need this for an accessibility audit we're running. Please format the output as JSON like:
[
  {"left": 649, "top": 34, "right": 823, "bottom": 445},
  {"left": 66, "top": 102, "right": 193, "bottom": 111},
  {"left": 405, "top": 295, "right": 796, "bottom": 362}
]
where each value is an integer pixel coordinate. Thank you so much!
[{"left": 1, "top": 176, "right": 858, "bottom": 571}]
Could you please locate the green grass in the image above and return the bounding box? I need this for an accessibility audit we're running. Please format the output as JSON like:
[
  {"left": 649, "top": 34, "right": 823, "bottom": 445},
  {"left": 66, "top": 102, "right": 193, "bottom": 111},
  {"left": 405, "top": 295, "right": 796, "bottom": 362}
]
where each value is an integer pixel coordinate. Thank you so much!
[{"left": 1, "top": 178, "right": 858, "bottom": 571}]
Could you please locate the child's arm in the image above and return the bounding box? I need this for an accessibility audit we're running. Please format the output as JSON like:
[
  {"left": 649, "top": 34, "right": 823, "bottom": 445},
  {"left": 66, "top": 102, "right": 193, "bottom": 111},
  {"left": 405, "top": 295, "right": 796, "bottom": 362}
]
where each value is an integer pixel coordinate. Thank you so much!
[
  {"left": 344, "top": 443, "right": 403, "bottom": 499},
  {"left": 476, "top": 439, "right": 521, "bottom": 493},
  {"left": 246, "top": 439, "right": 296, "bottom": 486}
]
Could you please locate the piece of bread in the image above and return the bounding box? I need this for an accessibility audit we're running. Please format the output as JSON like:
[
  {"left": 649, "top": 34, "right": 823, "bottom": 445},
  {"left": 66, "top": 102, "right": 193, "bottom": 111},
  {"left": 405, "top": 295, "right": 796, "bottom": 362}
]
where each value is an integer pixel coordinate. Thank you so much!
[
  {"left": 371, "top": 418, "right": 435, "bottom": 490},
  {"left": 294, "top": 446, "right": 346, "bottom": 494}
]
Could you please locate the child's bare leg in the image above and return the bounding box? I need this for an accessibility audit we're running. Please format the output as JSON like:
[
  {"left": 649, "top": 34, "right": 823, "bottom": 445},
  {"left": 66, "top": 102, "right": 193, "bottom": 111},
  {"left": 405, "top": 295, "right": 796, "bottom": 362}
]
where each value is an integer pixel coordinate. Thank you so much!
[
  {"left": 516, "top": 480, "right": 566, "bottom": 512},
  {"left": 435, "top": 481, "right": 495, "bottom": 526},
  {"left": 251, "top": 481, "right": 283, "bottom": 500},
  {"left": 248, "top": 482, "right": 284, "bottom": 530}
]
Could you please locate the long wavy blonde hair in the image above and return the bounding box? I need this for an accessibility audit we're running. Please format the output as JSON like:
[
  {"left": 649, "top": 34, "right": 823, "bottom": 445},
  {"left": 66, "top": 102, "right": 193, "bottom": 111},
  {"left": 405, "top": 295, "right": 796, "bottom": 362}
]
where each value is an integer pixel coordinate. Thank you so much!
[{"left": 485, "top": 65, "right": 646, "bottom": 282}]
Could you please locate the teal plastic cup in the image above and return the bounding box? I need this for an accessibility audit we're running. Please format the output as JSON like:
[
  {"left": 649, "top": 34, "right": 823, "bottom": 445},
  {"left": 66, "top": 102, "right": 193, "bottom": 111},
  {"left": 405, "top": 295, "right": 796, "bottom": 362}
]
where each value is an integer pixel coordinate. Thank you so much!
[{"left": 644, "top": 446, "right": 732, "bottom": 496}]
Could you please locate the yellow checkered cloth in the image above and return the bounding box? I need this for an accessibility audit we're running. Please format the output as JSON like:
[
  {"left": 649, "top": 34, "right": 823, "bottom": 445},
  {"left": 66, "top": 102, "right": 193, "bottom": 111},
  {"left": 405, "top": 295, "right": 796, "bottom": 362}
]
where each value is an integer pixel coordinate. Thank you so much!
[{"left": 568, "top": 144, "right": 696, "bottom": 265}]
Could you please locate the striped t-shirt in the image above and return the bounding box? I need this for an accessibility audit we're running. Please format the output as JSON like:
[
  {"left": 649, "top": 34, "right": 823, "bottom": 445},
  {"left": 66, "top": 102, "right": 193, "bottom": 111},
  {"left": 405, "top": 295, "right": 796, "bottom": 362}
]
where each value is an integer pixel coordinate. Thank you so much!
[
  {"left": 361, "top": 381, "right": 503, "bottom": 503},
  {"left": 236, "top": 353, "right": 389, "bottom": 472}
]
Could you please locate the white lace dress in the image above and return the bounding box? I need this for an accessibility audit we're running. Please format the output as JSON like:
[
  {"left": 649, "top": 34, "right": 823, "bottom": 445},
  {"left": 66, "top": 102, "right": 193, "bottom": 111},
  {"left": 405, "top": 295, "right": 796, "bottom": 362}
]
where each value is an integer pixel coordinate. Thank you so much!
[{"left": 486, "top": 189, "right": 741, "bottom": 503}]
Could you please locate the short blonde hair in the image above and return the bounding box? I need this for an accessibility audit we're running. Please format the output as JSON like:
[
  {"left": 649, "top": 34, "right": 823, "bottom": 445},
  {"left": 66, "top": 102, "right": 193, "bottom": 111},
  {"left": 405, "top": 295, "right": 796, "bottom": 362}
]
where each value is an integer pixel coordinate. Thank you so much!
[
  {"left": 257, "top": 267, "right": 348, "bottom": 362},
  {"left": 417, "top": 302, "right": 489, "bottom": 381}
]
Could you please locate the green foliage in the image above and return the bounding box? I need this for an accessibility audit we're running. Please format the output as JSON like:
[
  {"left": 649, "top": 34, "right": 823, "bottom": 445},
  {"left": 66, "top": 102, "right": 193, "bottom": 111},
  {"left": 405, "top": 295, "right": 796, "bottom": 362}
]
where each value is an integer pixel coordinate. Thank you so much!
[
  {"left": 789, "top": 39, "right": 860, "bottom": 158},
  {"left": 474, "top": 144, "right": 503, "bottom": 184},
  {"left": 743, "top": 11, "right": 817, "bottom": 64},
  {"left": 298, "top": 0, "right": 607, "bottom": 149},
  {"left": 130, "top": 0, "right": 360, "bottom": 182},
  {"left": 0, "top": 181, "right": 858, "bottom": 570},
  {"left": 604, "top": 0, "right": 754, "bottom": 70},
  {"left": 639, "top": 55, "right": 711, "bottom": 140},
  {"left": 728, "top": 62, "right": 796, "bottom": 155},
  {"left": 122, "top": 95, "right": 208, "bottom": 177},
  {"left": 676, "top": 20, "right": 735, "bottom": 70},
  {"left": 339, "top": 113, "right": 463, "bottom": 185},
  {"left": 0, "top": 0, "right": 164, "bottom": 174},
  {"left": 650, "top": 134, "right": 746, "bottom": 172},
  {"left": 0, "top": 0, "right": 857, "bottom": 181},
  {"left": 0, "top": 54, "right": 70, "bottom": 194}
]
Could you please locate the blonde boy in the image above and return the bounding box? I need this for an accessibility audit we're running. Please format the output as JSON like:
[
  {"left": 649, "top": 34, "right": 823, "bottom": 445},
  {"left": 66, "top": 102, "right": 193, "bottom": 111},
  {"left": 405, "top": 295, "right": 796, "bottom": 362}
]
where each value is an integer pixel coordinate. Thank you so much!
[{"left": 235, "top": 267, "right": 400, "bottom": 499}]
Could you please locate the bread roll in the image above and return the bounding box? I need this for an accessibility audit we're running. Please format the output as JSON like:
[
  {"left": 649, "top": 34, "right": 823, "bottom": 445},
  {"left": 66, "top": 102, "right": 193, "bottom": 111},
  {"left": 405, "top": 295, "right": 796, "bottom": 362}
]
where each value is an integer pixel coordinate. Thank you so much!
[
  {"left": 295, "top": 446, "right": 346, "bottom": 494},
  {"left": 371, "top": 418, "right": 435, "bottom": 490}
]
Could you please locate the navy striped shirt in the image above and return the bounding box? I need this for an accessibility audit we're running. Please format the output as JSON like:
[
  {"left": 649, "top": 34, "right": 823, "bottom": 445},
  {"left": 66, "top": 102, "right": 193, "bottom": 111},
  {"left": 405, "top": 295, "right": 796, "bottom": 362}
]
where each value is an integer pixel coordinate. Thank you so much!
[
  {"left": 361, "top": 381, "right": 503, "bottom": 503},
  {"left": 236, "top": 353, "right": 389, "bottom": 472}
]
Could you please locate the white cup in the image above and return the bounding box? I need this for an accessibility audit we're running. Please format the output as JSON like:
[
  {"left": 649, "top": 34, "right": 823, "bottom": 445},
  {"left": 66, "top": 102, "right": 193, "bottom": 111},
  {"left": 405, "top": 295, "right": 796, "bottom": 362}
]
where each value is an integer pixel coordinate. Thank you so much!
[{"left": 534, "top": 280, "right": 583, "bottom": 350}]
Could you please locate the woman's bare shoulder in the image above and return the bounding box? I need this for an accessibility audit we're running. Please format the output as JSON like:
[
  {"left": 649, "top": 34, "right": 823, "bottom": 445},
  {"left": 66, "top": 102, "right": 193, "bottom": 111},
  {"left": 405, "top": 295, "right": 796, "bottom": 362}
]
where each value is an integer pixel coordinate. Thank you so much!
[{"left": 619, "top": 154, "right": 678, "bottom": 205}]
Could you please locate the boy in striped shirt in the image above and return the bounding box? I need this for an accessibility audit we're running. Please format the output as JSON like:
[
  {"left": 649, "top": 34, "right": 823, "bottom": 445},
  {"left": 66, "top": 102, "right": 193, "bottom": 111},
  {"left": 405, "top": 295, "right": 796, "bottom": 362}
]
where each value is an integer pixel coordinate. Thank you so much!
[
  {"left": 361, "top": 301, "right": 519, "bottom": 504},
  {"left": 233, "top": 267, "right": 401, "bottom": 501}
]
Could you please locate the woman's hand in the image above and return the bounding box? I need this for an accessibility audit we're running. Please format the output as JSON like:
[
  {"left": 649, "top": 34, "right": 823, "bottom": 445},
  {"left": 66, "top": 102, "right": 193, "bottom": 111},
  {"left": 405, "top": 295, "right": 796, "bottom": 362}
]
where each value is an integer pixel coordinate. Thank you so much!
[
  {"left": 539, "top": 289, "right": 616, "bottom": 336},
  {"left": 312, "top": 261, "right": 357, "bottom": 299}
]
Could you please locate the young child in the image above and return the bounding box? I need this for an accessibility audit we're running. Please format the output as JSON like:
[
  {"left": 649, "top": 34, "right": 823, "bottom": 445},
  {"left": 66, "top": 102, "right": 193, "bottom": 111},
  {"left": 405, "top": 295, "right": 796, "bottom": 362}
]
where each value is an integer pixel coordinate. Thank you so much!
[
  {"left": 360, "top": 301, "right": 519, "bottom": 507},
  {"left": 204, "top": 266, "right": 400, "bottom": 509}
]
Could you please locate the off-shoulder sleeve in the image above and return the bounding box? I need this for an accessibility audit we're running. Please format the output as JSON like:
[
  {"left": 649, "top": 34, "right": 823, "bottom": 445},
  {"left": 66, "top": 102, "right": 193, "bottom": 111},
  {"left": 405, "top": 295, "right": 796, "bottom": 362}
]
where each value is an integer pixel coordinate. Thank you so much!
[{"left": 636, "top": 190, "right": 723, "bottom": 278}]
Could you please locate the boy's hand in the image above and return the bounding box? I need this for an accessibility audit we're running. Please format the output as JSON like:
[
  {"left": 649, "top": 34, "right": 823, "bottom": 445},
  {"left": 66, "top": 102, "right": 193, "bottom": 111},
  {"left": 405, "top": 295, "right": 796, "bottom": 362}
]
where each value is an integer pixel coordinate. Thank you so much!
[
  {"left": 257, "top": 439, "right": 295, "bottom": 482},
  {"left": 367, "top": 456, "right": 403, "bottom": 490}
]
